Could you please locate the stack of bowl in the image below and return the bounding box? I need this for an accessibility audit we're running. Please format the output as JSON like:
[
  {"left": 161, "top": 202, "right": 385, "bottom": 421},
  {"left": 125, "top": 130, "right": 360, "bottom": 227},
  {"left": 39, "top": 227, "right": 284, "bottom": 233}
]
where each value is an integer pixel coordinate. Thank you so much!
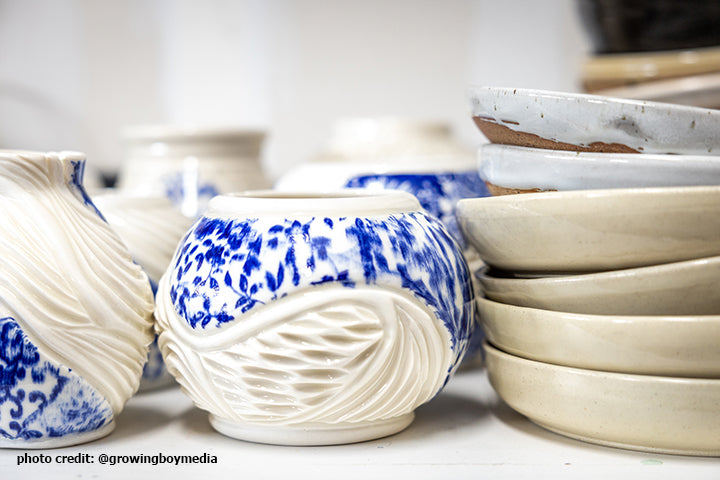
[
  {"left": 460, "top": 86, "right": 720, "bottom": 456},
  {"left": 577, "top": 0, "right": 720, "bottom": 108}
]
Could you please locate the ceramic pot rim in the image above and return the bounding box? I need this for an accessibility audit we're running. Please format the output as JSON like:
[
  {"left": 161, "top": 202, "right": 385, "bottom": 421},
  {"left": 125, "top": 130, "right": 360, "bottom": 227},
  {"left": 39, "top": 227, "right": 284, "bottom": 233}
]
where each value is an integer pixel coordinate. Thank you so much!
[
  {"left": 123, "top": 125, "right": 265, "bottom": 143},
  {"left": 206, "top": 189, "right": 422, "bottom": 217}
]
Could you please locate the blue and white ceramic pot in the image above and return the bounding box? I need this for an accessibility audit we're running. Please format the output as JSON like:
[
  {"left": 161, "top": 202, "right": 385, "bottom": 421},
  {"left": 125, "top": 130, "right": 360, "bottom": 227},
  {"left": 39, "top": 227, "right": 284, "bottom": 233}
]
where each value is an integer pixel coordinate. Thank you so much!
[
  {"left": 0, "top": 151, "right": 154, "bottom": 448},
  {"left": 276, "top": 157, "right": 490, "bottom": 367},
  {"left": 93, "top": 192, "right": 194, "bottom": 392},
  {"left": 117, "top": 126, "right": 269, "bottom": 218},
  {"left": 155, "top": 190, "right": 474, "bottom": 445}
]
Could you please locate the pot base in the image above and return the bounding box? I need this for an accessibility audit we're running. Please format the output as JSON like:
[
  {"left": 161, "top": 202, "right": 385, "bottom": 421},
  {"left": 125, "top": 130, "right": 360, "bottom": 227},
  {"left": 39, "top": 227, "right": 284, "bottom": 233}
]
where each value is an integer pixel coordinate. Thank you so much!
[
  {"left": 209, "top": 413, "right": 415, "bottom": 446},
  {"left": 0, "top": 420, "right": 116, "bottom": 449}
]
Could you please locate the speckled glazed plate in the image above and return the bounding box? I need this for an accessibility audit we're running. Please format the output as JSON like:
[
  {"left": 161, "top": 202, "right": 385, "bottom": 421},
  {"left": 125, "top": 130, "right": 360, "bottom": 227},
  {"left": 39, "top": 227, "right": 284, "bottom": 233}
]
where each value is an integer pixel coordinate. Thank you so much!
[
  {"left": 478, "top": 296, "right": 720, "bottom": 378},
  {"left": 484, "top": 342, "right": 720, "bottom": 456},
  {"left": 456, "top": 185, "right": 720, "bottom": 273},
  {"left": 468, "top": 86, "right": 720, "bottom": 155},
  {"left": 479, "top": 144, "right": 720, "bottom": 195},
  {"left": 475, "top": 256, "right": 720, "bottom": 316}
]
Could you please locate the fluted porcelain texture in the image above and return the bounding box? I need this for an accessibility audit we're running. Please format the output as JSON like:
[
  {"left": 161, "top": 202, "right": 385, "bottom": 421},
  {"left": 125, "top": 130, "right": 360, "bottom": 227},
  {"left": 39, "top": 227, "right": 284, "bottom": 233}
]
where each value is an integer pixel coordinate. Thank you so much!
[
  {"left": 93, "top": 192, "right": 194, "bottom": 391},
  {"left": 0, "top": 151, "right": 154, "bottom": 448},
  {"left": 155, "top": 191, "right": 473, "bottom": 445}
]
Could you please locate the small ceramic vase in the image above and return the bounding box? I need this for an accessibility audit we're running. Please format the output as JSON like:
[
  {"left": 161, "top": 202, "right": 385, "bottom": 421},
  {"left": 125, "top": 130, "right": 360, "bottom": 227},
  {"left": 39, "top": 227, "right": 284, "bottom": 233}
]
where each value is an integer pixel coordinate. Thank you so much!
[
  {"left": 0, "top": 151, "right": 154, "bottom": 448},
  {"left": 92, "top": 191, "right": 194, "bottom": 391},
  {"left": 155, "top": 190, "right": 474, "bottom": 445},
  {"left": 117, "top": 126, "right": 269, "bottom": 218}
]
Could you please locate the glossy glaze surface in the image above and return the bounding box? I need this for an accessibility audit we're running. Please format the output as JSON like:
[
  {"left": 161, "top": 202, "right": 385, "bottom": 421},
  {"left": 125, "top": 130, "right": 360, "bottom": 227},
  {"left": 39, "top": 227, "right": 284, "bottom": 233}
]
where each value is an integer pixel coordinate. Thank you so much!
[
  {"left": 457, "top": 186, "right": 720, "bottom": 272},
  {"left": 485, "top": 342, "right": 720, "bottom": 456},
  {"left": 478, "top": 297, "right": 720, "bottom": 377}
]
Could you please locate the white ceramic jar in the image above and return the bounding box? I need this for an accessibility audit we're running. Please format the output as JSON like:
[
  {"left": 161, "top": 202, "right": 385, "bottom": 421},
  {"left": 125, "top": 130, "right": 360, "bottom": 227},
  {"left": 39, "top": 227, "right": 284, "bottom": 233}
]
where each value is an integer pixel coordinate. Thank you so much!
[
  {"left": 92, "top": 191, "right": 194, "bottom": 391},
  {"left": 155, "top": 190, "right": 474, "bottom": 445},
  {"left": 117, "top": 126, "right": 269, "bottom": 218},
  {"left": 0, "top": 151, "right": 154, "bottom": 448}
]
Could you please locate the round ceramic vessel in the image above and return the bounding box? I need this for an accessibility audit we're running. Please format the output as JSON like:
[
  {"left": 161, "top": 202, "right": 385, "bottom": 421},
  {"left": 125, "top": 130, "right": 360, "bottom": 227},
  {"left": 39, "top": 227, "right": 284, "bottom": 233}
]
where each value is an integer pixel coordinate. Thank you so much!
[
  {"left": 478, "top": 296, "right": 720, "bottom": 378},
  {"left": 468, "top": 86, "right": 720, "bottom": 155},
  {"left": 484, "top": 342, "right": 720, "bottom": 456},
  {"left": 93, "top": 191, "right": 194, "bottom": 391},
  {"left": 476, "top": 256, "right": 720, "bottom": 316},
  {"left": 117, "top": 126, "right": 269, "bottom": 218},
  {"left": 0, "top": 151, "right": 154, "bottom": 448},
  {"left": 479, "top": 144, "right": 720, "bottom": 195},
  {"left": 456, "top": 185, "right": 720, "bottom": 273},
  {"left": 154, "top": 190, "right": 474, "bottom": 445}
]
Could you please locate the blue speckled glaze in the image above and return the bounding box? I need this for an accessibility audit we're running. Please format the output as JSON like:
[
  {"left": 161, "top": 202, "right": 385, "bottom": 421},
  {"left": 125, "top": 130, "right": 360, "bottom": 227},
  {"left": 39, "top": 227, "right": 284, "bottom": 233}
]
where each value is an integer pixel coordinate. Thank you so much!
[
  {"left": 169, "top": 211, "right": 474, "bottom": 372},
  {"left": 0, "top": 317, "right": 113, "bottom": 442},
  {"left": 344, "top": 172, "right": 489, "bottom": 247},
  {"left": 162, "top": 172, "right": 219, "bottom": 214},
  {"left": 68, "top": 159, "right": 107, "bottom": 221},
  {"left": 141, "top": 338, "right": 166, "bottom": 382}
]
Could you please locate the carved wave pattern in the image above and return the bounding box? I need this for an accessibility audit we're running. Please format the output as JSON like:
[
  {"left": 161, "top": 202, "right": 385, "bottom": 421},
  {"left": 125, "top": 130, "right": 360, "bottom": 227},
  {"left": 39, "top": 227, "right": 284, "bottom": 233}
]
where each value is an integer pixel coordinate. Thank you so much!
[
  {"left": 156, "top": 285, "right": 450, "bottom": 425},
  {"left": 94, "top": 195, "right": 194, "bottom": 283},
  {"left": 344, "top": 172, "right": 490, "bottom": 248},
  {"left": 0, "top": 317, "right": 113, "bottom": 441},
  {"left": 0, "top": 152, "right": 155, "bottom": 417},
  {"left": 94, "top": 194, "right": 193, "bottom": 387},
  {"left": 168, "top": 212, "right": 473, "bottom": 365}
]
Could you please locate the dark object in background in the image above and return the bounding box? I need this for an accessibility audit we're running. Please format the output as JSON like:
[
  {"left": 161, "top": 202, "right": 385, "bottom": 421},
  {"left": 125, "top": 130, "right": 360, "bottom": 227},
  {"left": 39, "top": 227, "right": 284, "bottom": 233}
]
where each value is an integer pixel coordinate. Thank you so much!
[{"left": 579, "top": 0, "right": 720, "bottom": 54}]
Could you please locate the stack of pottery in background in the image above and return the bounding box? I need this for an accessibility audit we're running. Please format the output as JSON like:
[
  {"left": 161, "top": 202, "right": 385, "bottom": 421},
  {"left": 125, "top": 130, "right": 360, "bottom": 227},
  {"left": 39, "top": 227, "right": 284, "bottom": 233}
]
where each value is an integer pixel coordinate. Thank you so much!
[
  {"left": 459, "top": 86, "right": 720, "bottom": 456},
  {"left": 578, "top": 0, "right": 720, "bottom": 107}
]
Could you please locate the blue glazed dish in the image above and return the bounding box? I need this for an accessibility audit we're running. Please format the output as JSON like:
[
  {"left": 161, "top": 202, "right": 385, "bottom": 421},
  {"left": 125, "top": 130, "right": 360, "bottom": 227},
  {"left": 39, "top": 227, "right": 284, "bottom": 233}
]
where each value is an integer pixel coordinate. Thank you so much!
[{"left": 155, "top": 190, "right": 474, "bottom": 445}]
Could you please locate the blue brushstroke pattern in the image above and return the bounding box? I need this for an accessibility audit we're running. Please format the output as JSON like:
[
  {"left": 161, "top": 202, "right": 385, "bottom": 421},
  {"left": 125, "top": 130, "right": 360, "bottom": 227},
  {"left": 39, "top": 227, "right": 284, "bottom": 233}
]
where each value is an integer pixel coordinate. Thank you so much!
[
  {"left": 344, "top": 171, "right": 489, "bottom": 247},
  {"left": 162, "top": 172, "right": 219, "bottom": 215},
  {"left": 0, "top": 317, "right": 113, "bottom": 441}
]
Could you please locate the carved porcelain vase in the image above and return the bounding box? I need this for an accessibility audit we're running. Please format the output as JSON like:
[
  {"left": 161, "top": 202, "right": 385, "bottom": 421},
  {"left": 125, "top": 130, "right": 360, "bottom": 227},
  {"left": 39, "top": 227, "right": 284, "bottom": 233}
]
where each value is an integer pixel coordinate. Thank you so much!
[
  {"left": 92, "top": 192, "right": 193, "bottom": 391},
  {"left": 117, "top": 126, "right": 268, "bottom": 218},
  {"left": 155, "top": 190, "right": 474, "bottom": 445},
  {"left": 0, "top": 151, "right": 154, "bottom": 448}
]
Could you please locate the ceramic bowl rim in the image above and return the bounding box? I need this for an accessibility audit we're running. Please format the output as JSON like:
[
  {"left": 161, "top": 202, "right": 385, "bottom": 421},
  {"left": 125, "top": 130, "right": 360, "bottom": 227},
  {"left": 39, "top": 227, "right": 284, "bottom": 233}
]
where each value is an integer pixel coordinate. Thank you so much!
[
  {"left": 467, "top": 85, "right": 720, "bottom": 116},
  {"left": 207, "top": 189, "right": 423, "bottom": 217}
]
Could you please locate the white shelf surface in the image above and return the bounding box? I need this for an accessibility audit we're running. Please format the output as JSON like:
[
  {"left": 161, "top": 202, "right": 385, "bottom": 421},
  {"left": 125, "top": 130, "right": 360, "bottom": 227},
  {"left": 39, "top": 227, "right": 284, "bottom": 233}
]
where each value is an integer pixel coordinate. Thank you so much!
[{"left": 2, "top": 368, "right": 718, "bottom": 479}]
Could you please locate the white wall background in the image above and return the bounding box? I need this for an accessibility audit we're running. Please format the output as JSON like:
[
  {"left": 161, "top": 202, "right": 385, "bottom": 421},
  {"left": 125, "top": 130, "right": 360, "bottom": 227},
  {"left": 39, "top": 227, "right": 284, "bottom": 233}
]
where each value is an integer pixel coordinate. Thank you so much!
[{"left": 0, "top": 0, "right": 588, "bottom": 182}]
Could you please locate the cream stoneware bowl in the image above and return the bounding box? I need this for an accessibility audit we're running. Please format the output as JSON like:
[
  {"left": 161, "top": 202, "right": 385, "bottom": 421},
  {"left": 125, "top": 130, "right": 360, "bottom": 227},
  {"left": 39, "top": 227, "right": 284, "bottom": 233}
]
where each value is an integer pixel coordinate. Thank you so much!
[
  {"left": 478, "top": 296, "right": 720, "bottom": 377},
  {"left": 479, "top": 144, "right": 720, "bottom": 195},
  {"left": 456, "top": 185, "right": 720, "bottom": 273},
  {"left": 468, "top": 86, "right": 720, "bottom": 155},
  {"left": 476, "top": 256, "right": 720, "bottom": 316},
  {"left": 484, "top": 342, "right": 720, "bottom": 456}
]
